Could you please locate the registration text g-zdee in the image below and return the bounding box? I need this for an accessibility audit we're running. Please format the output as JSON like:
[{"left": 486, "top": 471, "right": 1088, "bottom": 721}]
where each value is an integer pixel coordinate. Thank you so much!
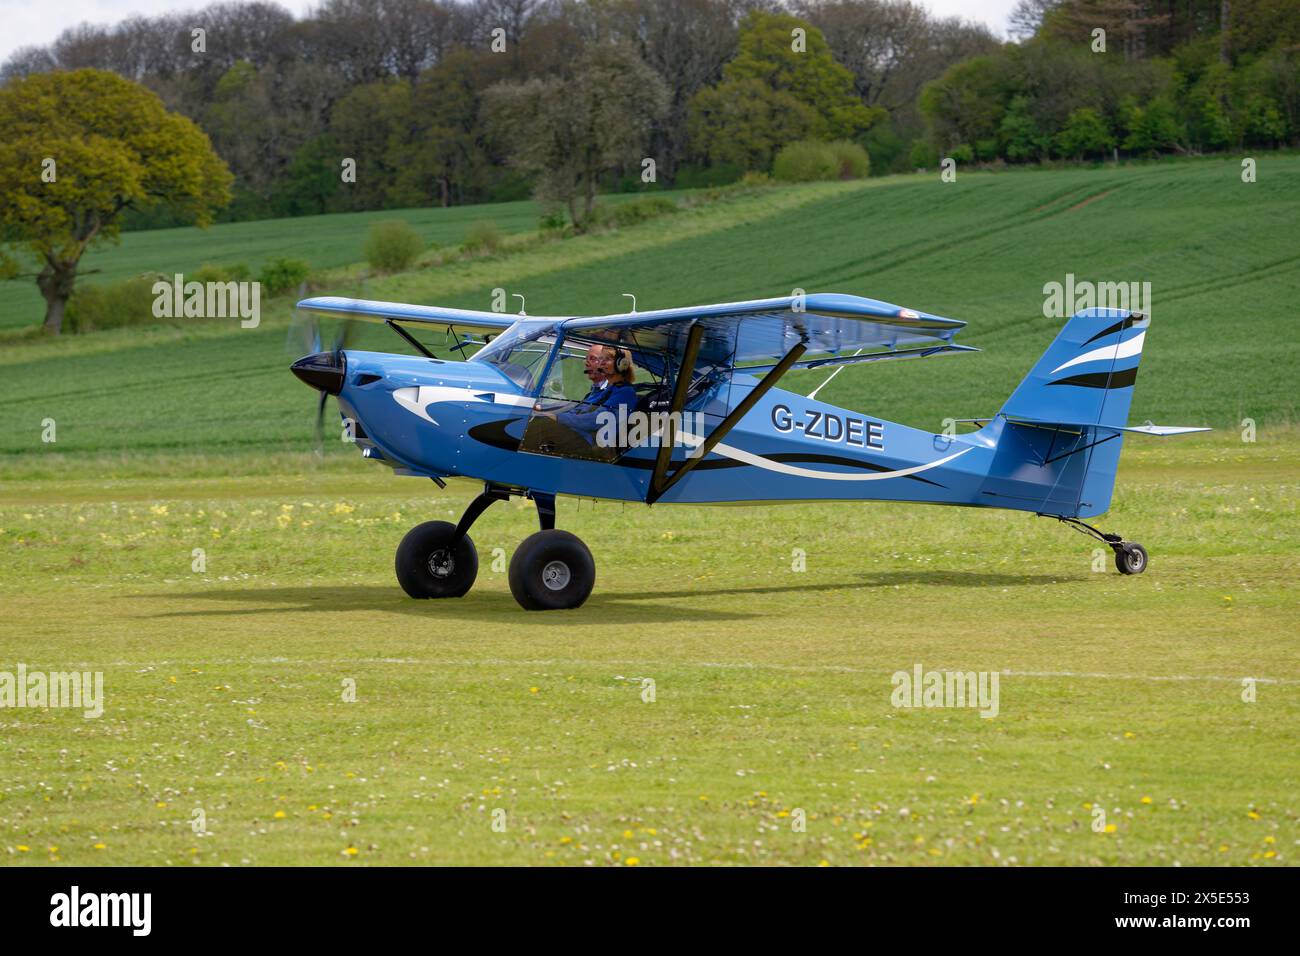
[{"left": 772, "top": 404, "right": 884, "bottom": 449}]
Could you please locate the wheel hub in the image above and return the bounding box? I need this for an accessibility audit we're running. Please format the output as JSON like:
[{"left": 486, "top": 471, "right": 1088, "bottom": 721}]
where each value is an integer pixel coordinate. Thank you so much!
[
  {"left": 541, "top": 559, "right": 571, "bottom": 591},
  {"left": 428, "top": 548, "right": 455, "bottom": 578}
]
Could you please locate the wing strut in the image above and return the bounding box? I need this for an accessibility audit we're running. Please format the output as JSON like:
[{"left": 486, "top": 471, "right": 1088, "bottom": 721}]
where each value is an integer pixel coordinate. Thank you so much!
[
  {"left": 385, "top": 319, "right": 436, "bottom": 358},
  {"left": 648, "top": 322, "right": 704, "bottom": 502},
  {"left": 647, "top": 338, "right": 807, "bottom": 504}
]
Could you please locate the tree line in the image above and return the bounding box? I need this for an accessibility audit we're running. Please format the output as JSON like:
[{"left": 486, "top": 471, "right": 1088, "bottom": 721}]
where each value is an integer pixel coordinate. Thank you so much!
[
  {"left": 0, "top": 0, "right": 997, "bottom": 226},
  {"left": 921, "top": 0, "right": 1300, "bottom": 166},
  {"left": 6, "top": 0, "right": 1298, "bottom": 230}
]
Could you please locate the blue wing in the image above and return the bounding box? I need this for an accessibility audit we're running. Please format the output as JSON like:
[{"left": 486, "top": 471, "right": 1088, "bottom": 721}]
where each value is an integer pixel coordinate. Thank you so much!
[
  {"left": 297, "top": 292, "right": 970, "bottom": 368},
  {"left": 559, "top": 292, "right": 967, "bottom": 366},
  {"left": 296, "top": 296, "right": 532, "bottom": 332}
]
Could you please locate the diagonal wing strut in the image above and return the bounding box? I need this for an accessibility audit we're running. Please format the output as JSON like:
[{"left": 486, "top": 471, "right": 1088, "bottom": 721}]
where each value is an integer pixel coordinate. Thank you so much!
[{"left": 646, "top": 335, "right": 807, "bottom": 505}]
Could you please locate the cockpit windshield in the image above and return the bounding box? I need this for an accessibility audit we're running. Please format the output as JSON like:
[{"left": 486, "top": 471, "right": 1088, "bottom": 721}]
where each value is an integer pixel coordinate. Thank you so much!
[{"left": 468, "top": 319, "right": 559, "bottom": 392}]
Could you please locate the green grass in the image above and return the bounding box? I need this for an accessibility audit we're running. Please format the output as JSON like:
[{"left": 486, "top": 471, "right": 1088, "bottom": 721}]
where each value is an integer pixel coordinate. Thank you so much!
[
  {"left": 0, "top": 430, "right": 1295, "bottom": 865},
  {"left": 1, "top": 157, "right": 1297, "bottom": 465}
]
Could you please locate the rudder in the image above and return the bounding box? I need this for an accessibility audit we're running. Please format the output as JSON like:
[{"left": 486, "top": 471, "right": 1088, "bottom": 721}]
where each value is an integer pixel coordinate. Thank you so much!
[
  {"left": 999, "top": 307, "right": 1148, "bottom": 428},
  {"left": 980, "top": 309, "right": 1150, "bottom": 518}
]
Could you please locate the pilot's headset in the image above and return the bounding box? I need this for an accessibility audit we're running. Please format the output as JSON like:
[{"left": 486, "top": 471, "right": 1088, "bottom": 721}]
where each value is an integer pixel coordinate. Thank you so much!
[{"left": 606, "top": 346, "right": 633, "bottom": 379}]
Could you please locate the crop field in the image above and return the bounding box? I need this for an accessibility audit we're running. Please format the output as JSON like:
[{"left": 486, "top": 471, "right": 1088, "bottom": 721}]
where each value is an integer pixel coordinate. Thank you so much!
[
  {"left": 0, "top": 190, "right": 688, "bottom": 333},
  {"left": 0, "top": 157, "right": 1297, "bottom": 866}
]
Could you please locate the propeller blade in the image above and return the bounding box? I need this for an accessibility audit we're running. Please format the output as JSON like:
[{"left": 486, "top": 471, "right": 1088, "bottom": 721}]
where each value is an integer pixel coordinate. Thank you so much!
[
  {"left": 287, "top": 309, "right": 322, "bottom": 356},
  {"left": 313, "top": 388, "right": 328, "bottom": 456},
  {"left": 332, "top": 318, "right": 358, "bottom": 355},
  {"left": 292, "top": 308, "right": 351, "bottom": 456}
]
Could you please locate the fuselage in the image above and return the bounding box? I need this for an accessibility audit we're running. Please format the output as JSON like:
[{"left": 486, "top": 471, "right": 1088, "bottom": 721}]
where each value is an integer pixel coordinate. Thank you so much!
[{"left": 333, "top": 348, "right": 1040, "bottom": 511}]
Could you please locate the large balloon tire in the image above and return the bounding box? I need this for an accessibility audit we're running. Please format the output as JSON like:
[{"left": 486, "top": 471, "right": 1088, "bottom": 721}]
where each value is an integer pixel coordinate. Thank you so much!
[
  {"left": 508, "top": 530, "right": 595, "bottom": 610},
  {"left": 395, "top": 521, "right": 478, "bottom": 598}
]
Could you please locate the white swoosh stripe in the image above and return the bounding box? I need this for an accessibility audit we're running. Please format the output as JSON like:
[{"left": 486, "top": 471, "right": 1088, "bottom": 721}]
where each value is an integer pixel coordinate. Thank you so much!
[
  {"left": 1051, "top": 331, "right": 1145, "bottom": 375},
  {"left": 391, "top": 389, "right": 973, "bottom": 482},
  {"left": 393, "top": 384, "right": 532, "bottom": 424},
  {"left": 678, "top": 432, "right": 972, "bottom": 481}
]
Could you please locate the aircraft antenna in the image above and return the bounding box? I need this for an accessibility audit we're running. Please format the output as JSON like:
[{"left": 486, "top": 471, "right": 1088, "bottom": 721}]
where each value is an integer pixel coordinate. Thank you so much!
[
  {"left": 622, "top": 293, "right": 637, "bottom": 313},
  {"left": 513, "top": 294, "right": 526, "bottom": 315}
]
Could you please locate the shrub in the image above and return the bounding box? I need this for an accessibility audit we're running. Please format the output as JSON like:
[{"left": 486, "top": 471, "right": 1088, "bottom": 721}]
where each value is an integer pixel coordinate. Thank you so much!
[
  {"left": 1122, "top": 97, "right": 1183, "bottom": 155},
  {"left": 1000, "top": 96, "right": 1049, "bottom": 162},
  {"left": 193, "top": 262, "right": 251, "bottom": 284},
  {"left": 773, "top": 140, "right": 839, "bottom": 182},
  {"left": 772, "top": 140, "right": 868, "bottom": 182},
  {"left": 826, "top": 140, "right": 871, "bottom": 178},
  {"left": 257, "top": 257, "right": 311, "bottom": 295},
  {"left": 613, "top": 171, "right": 670, "bottom": 192},
  {"left": 947, "top": 143, "right": 975, "bottom": 166},
  {"left": 738, "top": 170, "right": 773, "bottom": 187},
  {"left": 65, "top": 274, "right": 164, "bottom": 334},
  {"left": 1055, "top": 107, "right": 1116, "bottom": 159},
  {"left": 363, "top": 220, "right": 424, "bottom": 274},
  {"left": 592, "top": 196, "right": 678, "bottom": 229},
  {"left": 862, "top": 122, "right": 908, "bottom": 175},
  {"left": 772, "top": 140, "right": 869, "bottom": 182},
  {"left": 909, "top": 140, "right": 939, "bottom": 170},
  {"left": 461, "top": 220, "right": 503, "bottom": 255},
  {"left": 538, "top": 209, "right": 568, "bottom": 233}
]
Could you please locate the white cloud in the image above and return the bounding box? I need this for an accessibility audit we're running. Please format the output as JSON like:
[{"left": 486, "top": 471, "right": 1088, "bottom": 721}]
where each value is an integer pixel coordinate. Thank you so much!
[
  {"left": 0, "top": 0, "right": 316, "bottom": 64},
  {"left": 921, "top": 0, "right": 1019, "bottom": 34}
]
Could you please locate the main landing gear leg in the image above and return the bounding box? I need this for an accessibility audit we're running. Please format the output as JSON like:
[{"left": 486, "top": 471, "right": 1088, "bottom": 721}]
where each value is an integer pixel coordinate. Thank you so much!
[
  {"left": 1043, "top": 514, "right": 1148, "bottom": 575},
  {"left": 532, "top": 491, "right": 556, "bottom": 531},
  {"left": 453, "top": 486, "right": 511, "bottom": 544}
]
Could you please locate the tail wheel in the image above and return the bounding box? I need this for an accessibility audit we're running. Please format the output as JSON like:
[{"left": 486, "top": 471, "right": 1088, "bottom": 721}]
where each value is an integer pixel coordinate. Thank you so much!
[
  {"left": 396, "top": 520, "right": 478, "bottom": 598},
  {"left": 509, "top": 530, "right": 595, "bottom": 610},
  {"left": 1115, "top": 542, "right": 1148, "bottom": 575}
]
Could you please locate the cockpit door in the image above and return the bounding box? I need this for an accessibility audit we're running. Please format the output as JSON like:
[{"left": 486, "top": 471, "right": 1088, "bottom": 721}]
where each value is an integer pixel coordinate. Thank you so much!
[{"left": 518, "top": 336, "right": 628, "bottom": 462}]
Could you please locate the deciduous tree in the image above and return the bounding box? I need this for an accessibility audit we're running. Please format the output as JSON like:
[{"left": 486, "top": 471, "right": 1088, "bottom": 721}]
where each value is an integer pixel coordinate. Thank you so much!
[
  {"left": 0, "top": 69, "right": 231, "bottom": 334},
  {"left": 486, "top": 44, "right": 667, "bottom": 231}
]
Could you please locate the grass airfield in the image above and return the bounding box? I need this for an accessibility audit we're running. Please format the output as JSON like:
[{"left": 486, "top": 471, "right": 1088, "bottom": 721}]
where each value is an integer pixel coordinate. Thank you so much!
[{"left": 1, "top": 430, "right": 1295, "bottom": 866}]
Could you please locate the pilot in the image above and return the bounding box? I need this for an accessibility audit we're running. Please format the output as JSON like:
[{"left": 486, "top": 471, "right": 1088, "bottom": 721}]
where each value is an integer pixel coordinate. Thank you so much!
[
  {"left": 531, "top": 344, "right": 638, "bottom": 459},
  {"left": 580, "top": 342, "right": 611, "bottom": 389},
  {"left": 556, "top": 345, "right": 638, "bottom": 437}
]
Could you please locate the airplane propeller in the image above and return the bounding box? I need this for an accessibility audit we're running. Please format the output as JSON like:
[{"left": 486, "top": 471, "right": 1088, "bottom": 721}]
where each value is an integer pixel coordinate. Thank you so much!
[
  {"left": 285, "top": 307, "right": 322, "bottom": 356},
  {"left": 289, "top": 308, "right": 358, "bottom": 455}
]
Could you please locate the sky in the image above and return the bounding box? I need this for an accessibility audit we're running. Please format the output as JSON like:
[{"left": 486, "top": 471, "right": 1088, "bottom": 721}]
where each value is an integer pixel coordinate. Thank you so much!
[{"left": 0, "top": 0, "right": 1021, "bottom": 66}]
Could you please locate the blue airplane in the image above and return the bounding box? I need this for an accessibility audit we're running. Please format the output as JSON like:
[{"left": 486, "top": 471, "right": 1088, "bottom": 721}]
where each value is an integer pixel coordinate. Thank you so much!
[{"left": 290, "top": 293, "right": 1207, "bottom": 610}]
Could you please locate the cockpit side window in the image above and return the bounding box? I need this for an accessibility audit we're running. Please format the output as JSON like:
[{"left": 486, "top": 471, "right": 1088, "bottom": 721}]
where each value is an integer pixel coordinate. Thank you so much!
[{"left": 469, "top": 320, "right": 558, "bottom": 392}]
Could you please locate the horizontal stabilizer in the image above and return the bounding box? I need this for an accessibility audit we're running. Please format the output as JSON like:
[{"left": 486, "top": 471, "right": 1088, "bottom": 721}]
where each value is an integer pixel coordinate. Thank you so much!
[
  {"left": 1113, "top": 423, "right": 1212, "bottom": 437},
  {"left": 1005, "top": 416, "right": 1210, "bottom": 437}
]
